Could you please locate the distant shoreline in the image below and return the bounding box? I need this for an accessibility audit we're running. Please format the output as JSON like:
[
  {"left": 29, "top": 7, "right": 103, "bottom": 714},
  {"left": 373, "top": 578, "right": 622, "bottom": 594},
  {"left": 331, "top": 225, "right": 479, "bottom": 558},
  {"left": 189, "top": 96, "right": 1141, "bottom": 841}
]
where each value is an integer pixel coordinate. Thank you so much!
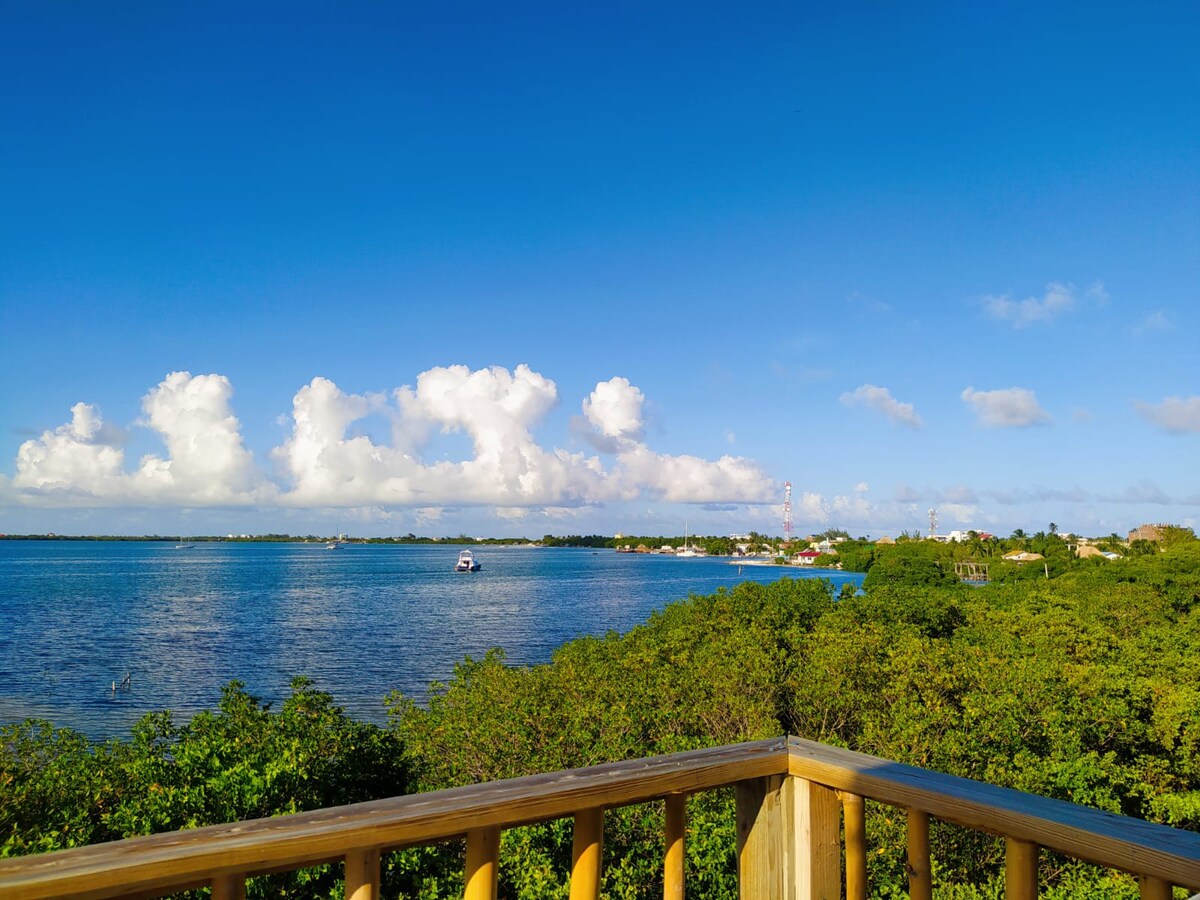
[{"left": 0, "top": 534, "right": 537, "bottom": 545}]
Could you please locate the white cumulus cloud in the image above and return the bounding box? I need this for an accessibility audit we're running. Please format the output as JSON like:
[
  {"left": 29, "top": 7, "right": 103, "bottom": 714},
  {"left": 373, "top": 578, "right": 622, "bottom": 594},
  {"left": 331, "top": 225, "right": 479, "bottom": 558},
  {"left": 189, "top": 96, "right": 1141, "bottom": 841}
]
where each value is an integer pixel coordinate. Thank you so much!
[
  {"left": 839, "top": 384, "right": 921, "bottom": 428},
  {"left": 981, "top": 281, "right": 1079, "bottom": 328},
  {"left": 1136, "top": 396, "right": 1200, "bottom": 434},
  {"left": 135, "top": 372, "right": 265, "bottom": 502},
  {"left": 961, "top": 387, "right": 1051, "bottom": 428},
  {"left": 611, "top": 445, "right": 775, "bottom": 504},
  {"left": 11, "top": 365, "right": 778, "bottom": 513},
  {"left": 14, "top": 373, "right": 272, "bottom": 505},
  {"left": 276, "top": 366, "right": 606, "bottom": 507},
  {"left": 14, "top": 403, "right": 127, "bottom": 499},
  {"left": 581, "top": 376, "right": 645, "bottom": 444}
]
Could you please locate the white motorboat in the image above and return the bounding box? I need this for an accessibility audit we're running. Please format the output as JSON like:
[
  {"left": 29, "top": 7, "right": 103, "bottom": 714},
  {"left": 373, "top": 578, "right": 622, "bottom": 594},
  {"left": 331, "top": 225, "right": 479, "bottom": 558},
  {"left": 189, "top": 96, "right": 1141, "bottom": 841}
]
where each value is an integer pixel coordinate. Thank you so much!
[{"left": 455, "top": 549, "right": 482, "bottom": 572}]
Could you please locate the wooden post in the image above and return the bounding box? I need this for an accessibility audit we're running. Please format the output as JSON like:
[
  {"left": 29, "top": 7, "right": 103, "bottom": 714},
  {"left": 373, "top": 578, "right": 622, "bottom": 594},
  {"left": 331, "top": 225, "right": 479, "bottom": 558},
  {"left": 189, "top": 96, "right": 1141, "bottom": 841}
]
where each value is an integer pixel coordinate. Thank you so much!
[
  {"left": 664, "top": 794, "right": 686, "bottom": 900},
  {"left": 841, "top": 792, "right": 867, "bottom": 900},
  {"left": 1004, "top": 838, "right": 1037, "bottom": 899},
  {"left": 570, "top": 807, "right": 605, "bottom": 900},
  {"left": 783, "top": 777, "right": 841, "bottom": 900},
  {"left": 1138, "top": 875, "right": 1172, "bottom": 900},
  {"left": 465, "top": 827, "right": 500, "bottom": 900},
  {"left": 344, "top": 848, "right": 380, "bottom": 900},
  {"left": 735, "top": 775, "right": 784, "bottom": 900},
  {"left": 211, "top": 874, "right": 246, "bottom": 900},
  {"left": 907, "top": 809, "right": 932, "bottom": 900}
]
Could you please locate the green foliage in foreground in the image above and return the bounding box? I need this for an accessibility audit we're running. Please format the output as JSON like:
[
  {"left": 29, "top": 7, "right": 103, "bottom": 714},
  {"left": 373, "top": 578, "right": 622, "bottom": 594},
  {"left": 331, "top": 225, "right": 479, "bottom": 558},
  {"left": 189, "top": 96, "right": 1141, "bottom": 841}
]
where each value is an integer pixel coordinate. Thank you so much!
[
  {"left": 3, "top": 541, "right": 1200, "bottom": 898},
  {"left": 1, "top": 678, "right": 409, "bottom": 897}
]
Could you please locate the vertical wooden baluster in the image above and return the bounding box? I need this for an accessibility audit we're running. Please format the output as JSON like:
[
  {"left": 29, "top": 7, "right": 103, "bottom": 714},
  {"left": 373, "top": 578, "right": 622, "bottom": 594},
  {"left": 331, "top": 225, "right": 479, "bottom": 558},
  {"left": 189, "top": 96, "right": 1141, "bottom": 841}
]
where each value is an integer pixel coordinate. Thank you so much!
[
  {"left": 783, "top": 776, "right": 840, "bottom": 900},
  {"left": 841, "top": 793, "right": 867, "bottom": 900},
  {"left": 664, "top": 794, "right": 686, "bottom": 900},
  {"left": 1138, "top": 875, "right": 1172, "bottom": 900},
  {"left": 1004, "top": 838, "right": 1037, "bottom": 899},
  {"left": 465, "top": 827, "right": 500, "bottom": 900},
  {"left": 906, "top": 809, "right": 932, "bottom": 900},
  {"left": 570, "top": 807, "right": 605, "bottom": 900},
  {"left": 735, "top": 775, "right": 784, "bottom": 900},
  {"left": 345, "top": 848, "right": 381, "bottom": 900},
  {"left": 211, "top": 873, "right": 246, "bottom": 900}
]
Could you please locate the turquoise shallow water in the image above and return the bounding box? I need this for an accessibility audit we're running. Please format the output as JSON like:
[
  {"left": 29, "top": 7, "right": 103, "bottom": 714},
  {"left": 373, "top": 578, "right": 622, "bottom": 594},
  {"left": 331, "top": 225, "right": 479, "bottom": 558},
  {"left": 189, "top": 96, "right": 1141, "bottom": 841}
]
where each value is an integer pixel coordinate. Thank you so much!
[{"left": 0, "top": 541, "right": 863, "bottom": 739}]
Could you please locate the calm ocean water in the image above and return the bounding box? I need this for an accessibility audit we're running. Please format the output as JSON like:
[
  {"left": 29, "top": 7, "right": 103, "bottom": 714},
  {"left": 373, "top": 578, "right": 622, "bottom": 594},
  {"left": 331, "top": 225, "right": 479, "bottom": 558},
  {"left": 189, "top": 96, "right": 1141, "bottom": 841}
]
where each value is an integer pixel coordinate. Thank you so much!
[{"left": 0, "top": 541, "right": 863, "bottom": 739}]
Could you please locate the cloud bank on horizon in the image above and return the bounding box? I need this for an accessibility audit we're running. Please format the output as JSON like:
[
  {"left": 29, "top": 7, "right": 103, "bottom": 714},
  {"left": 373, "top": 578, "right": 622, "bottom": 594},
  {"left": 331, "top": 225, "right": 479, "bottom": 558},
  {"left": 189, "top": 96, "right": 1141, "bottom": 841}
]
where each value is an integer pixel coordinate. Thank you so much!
[
  {"left": 9, "top": 366, "right": 777, "bottom": 511},
  {"left": 5, "top": 360, "right": 1198, "bottom": 535}
]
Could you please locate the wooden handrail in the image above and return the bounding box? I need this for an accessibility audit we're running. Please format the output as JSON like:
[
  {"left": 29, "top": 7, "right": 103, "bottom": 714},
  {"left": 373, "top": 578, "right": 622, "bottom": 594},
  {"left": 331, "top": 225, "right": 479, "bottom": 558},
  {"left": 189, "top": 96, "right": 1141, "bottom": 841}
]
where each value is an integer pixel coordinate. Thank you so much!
[
  {"left": 784, "top": 736, "right": 1200, "bottom": 889},
  {"left": 0, "top": 735, "right": 1197, "bottom": 899},
  {"left": 0, "top": 739, "right": 786, "bottom": 900}
]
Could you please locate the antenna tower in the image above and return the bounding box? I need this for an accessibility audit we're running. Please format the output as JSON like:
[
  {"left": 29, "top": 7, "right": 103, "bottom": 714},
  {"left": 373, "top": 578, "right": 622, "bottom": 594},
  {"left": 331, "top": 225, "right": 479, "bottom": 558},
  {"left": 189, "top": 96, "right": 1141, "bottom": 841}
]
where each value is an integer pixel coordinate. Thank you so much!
[
  {"left": 783, "top": 482, "right": 793, "bottom": 544},
  {"left": 928, "top": 507, "right": 938, "bottom": 537}
]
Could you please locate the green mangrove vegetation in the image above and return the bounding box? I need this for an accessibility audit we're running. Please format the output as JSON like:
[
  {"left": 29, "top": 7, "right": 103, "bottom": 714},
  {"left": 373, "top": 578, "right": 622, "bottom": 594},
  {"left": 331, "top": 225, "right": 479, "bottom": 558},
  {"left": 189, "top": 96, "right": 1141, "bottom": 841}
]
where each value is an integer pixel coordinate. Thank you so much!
[{"left": 3, "top": 536, "right": 1199, "bottom": 898}]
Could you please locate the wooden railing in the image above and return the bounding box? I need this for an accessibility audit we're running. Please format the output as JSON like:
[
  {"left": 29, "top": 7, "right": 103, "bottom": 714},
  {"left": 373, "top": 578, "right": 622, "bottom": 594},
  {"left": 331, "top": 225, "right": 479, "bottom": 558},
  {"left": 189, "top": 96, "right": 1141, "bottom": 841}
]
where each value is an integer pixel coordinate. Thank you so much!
[{"left": 1, "top": 736, "right": 1197, "bottom": 899}]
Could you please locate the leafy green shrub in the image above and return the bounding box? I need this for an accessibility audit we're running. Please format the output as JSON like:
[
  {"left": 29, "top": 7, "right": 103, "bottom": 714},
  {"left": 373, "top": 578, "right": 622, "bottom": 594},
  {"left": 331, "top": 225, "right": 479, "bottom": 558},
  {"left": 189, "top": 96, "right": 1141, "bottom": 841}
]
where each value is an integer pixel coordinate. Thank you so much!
[{"left": 2, "top": 678, "right": 409, "bottom": 898}]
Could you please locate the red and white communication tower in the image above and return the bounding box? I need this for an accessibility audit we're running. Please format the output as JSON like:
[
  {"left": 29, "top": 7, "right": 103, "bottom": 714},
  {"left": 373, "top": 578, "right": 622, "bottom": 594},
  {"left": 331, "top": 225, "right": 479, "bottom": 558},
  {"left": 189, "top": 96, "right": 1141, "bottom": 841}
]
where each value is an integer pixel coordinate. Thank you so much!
[{"left": 783, "top": 481, "right": 793, "bottom": 544}]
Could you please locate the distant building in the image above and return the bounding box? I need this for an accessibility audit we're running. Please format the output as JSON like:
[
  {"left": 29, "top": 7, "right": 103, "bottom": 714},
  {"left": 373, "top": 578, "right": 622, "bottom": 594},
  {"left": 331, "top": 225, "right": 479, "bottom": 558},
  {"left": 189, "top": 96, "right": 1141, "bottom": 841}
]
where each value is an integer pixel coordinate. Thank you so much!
[
  {"left": 1128, "top": 524, "right": 1167, "bottom": 543},
  {"left": 875, "top": 535, "right": 896, "bottom": 545},
  {"left": 1003, "top": 550, "right": 1044, "bottom": 564},
  {"left": 927, "top": 530, "right": 983, "bottom": 543},
  {"left": 793, "top": 550, "right": 823, "bottom": 566}
]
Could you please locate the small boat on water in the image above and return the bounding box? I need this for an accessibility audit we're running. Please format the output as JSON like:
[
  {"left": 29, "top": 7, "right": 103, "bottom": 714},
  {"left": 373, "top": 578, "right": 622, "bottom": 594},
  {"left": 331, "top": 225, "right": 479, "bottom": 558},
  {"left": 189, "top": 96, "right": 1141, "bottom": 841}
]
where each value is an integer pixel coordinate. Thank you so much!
[
  {"left": 455, "top": 549, "right": 482, "bottom": 572},
  {"left": 174, "top": 537, "right": 194, "bottom": 550},
  {"left": 675, "top": 523, "right": 697, "bottom": 558}
]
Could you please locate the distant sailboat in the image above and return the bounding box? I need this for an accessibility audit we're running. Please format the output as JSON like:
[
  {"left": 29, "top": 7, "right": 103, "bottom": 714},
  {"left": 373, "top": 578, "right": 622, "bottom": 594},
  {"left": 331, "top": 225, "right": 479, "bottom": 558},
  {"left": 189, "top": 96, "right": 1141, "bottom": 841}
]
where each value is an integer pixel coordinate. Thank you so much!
[
  {"left": 676, "top": 523, "right": 697, "bottom": 558},
  {"left": 174, "top": 537, "right": 193, "bottom": 550}
]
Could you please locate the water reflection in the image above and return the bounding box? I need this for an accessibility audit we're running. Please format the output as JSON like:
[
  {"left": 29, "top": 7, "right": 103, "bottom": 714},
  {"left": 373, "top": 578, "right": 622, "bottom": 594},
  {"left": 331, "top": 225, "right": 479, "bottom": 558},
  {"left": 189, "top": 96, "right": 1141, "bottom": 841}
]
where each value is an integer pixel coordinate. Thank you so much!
[{"left": 0, "top": 541, "right": 863, "bottom": 738}]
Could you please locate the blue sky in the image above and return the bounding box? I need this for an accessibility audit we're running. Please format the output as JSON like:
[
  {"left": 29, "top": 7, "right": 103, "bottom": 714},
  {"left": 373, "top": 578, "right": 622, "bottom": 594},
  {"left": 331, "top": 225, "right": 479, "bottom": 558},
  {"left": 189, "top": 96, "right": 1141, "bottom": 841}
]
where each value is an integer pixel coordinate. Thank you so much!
[{"left": 2, "top": 2, "right": 1197, "bottom": 539}]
